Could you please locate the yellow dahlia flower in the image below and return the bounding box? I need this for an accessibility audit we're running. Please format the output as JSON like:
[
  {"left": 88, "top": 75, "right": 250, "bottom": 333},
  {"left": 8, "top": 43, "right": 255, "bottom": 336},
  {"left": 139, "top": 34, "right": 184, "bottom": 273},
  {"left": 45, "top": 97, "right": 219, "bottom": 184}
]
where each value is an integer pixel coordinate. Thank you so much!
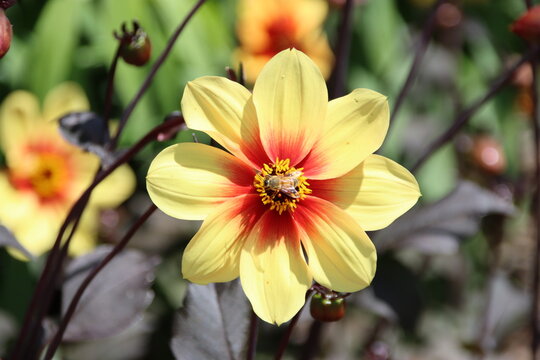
[
  {"left": 147, "top": 49, "right": 420, "bottom": 325},
  {"left": 0, "top": 83, "right": 135, "bottom": 258},
  {"left": 235, "top": 0, "right": 334, "bottom": 83}
]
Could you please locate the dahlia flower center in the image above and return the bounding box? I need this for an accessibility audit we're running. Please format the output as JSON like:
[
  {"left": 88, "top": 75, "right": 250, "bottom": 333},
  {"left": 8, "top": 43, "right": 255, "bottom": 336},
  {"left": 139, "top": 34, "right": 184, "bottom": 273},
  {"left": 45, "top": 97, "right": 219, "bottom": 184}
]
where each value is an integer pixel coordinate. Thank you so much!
[
  {"left": 254, "top": 158, "right": 311, "bottom": 214},
  {"left": 266, "top": 16, "right": 298, "bottom": 54},
  {"left": 10, "top": 146, "right": 72, "bottom": 204}
]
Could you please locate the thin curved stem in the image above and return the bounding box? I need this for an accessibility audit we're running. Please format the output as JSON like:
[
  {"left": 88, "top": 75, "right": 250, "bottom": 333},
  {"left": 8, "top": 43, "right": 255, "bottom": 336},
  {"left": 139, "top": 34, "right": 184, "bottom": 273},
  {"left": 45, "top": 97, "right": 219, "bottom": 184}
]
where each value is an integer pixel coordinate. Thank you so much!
[
  {"left": 329, "top": 0, "right": 355, "bottom": 100},
  {"left": 246, "top": 310, "right": 259, "bottom": 360},
  {"left": 411, "top": 46, "right": 540, "bottom": 173},
  {"left": 109, "top": 0, "right": 207, "bottom": 149},
  {"left": 389, "top": 0, "right": 446, "bottom": 127},
  {"left": 43, "top": 204, "right": 157, "bottom": 360}
]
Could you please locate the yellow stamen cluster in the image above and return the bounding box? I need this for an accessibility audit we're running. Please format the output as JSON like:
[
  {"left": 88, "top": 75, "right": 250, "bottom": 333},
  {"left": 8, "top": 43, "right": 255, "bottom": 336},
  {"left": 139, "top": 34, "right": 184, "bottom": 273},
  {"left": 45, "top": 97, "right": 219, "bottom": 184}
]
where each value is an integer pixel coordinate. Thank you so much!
[{"left": 254, "top": 158, "right": 311, "bottom": 214}]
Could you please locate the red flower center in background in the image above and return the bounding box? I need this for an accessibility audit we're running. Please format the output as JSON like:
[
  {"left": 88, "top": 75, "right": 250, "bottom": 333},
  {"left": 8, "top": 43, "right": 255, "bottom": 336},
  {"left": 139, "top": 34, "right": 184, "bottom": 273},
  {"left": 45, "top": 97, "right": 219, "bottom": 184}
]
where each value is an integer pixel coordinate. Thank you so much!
[
  {"left": 9, "top": 142, "right": 73, "bottom": 205},
  {"left": 264, "top": 16, "right": 300, "bottom": 55}
]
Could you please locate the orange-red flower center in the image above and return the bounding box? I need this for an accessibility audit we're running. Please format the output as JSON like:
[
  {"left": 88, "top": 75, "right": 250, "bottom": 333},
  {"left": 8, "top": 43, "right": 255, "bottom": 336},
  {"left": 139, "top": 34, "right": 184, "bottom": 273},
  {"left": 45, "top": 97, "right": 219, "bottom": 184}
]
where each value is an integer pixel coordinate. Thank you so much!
[
  {"left": 263, "top": 16, "right": 300, "bottom": 56},
  {"left": 9, "top": 143, "right": 73, "bottom": 205},
  {"left": 254, "top": 158, "right": 311, "bottom": 214}
]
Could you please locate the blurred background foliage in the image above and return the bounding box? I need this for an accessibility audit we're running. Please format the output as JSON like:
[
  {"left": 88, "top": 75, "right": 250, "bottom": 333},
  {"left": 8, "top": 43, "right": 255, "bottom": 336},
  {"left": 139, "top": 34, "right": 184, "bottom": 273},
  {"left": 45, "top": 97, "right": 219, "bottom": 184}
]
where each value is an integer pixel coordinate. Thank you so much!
[{"left": 0, "top": 0, "right": 538, "bottom": 359}]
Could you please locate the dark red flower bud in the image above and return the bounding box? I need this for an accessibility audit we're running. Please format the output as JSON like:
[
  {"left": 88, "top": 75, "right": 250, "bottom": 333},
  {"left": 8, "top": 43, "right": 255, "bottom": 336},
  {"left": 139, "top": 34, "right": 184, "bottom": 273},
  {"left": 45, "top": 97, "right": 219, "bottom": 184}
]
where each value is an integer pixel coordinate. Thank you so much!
[
  {"left": 511, "top": 6, "right": 540, "bottom": 42},
  {"left": 0, "top": 9, "right": 11, "bottom": 59},
  {"left": 309, "top": 293, "right": 346, "bottom": 322},
  {"left": 114, "top": 21, "right": 151, "bottom": 66}
]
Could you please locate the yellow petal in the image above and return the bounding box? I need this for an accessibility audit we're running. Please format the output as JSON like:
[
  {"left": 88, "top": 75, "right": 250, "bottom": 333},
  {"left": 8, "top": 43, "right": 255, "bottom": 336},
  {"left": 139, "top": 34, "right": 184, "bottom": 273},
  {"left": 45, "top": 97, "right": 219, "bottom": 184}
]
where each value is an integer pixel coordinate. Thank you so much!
[
  {"left": 295, "top": 197, "right": 377, "bottom": 292},
  {"left": 302, "top": 89, "right": 389, "bottom": 179},
  {"left": 146, "top": 143, "right": 254, "bottom": 220},
  {"left": 91, "top": 164, "right": 136, "bottom": 208},
  {"left": 181, "top": 76, "right": 268, "bottom": 168},
  {"left": 43, "top": 82, "right": 90, "bottom": 122},
  {"left": 182, "top": 194, "right": 262, "bottom": 284},
  {"left": 311, "top": 154, "right": 421, "bottom": 231},
  {"left": 0, "top": 91, "right": 41, "bottom": 154},
  {"left": 240, "top": 211, "right": 312, "bottom": 325},
  {"left": 253, "top": 48, "right": 327, "bottom": 165}
]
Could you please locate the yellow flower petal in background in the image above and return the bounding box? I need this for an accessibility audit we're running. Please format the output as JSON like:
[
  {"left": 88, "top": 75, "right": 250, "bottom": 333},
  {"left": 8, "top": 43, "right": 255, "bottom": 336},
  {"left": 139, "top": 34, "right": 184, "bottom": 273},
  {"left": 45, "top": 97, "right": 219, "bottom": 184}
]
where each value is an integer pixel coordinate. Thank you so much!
[
  {"left": 91, "top": 164, "right": 137, "bottom": 208},
  {"left": 42, "top": 82, "right": 90, "bottom": 122},
  {"left": 182, "top": 195, "right": 262, "bottom": 284},
  {"left": 311, "top": 154, "right": 421, "bottom": 231},
  {"left": 147, "top": 143, "right": 254, "bottom": 221},
  {"left": 240, "top": 211, "right": 312, "bottom": 325},
  {"left": 253, "top": 49, "right": 327, "bottom": 165},
  {"left": 302, "top": 89, "right": 390, "bottom": 179},
  {"left": 181, "top": 77, "right": 267, "bottom": 168},
  {"left": 296, "top": 197, "right": 377, "bottom": 292},
  {"left": 0, "top": 91, "right": 41, "bottom": 155}
]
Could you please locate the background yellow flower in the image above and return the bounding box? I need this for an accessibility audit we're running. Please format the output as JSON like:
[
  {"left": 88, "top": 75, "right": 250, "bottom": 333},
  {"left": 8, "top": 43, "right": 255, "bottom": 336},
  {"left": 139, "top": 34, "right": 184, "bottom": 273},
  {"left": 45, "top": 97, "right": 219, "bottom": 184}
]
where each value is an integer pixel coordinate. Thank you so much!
[
  {"left": 235, "top": 0, "right": 334, "bottom": 83},
  {"left": 0, "top": 83, "right": 135, "bottom": 258}
]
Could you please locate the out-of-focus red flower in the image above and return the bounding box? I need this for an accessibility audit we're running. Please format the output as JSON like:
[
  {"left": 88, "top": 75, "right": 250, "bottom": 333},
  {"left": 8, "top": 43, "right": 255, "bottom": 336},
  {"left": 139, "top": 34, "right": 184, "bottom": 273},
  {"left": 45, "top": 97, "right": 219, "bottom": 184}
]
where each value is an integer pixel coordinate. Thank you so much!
[
  {"left": 0, "top": 9, "right": 11, "bottom": 59},
  {"left": 511, "top": 6, "right": 540, "bottom": 42}
]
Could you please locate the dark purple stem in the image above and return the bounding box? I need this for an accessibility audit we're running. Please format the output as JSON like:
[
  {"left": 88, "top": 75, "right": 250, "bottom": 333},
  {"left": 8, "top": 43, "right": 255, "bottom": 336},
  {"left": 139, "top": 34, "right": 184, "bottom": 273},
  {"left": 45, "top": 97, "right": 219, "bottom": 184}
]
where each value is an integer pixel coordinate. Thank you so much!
[
  {"left": 329, "top": 0, "right": 355, "bottom": 100},
  {"left": 103, "top": 45, "right": 122, "bottom": 124},
  {"left": 42, "top": 204, "right": 157, "bottom": 360},
  {"left": 411, "top": 46, "right": 540, "bottom": 173},
  {"left": 109, "top": 0, "right": 207, "bottom": 149},
  {"left": 246, "top": 310, "right": 259, "bottom": 360},
  {"left": 299, "top": 320, "right": 323, "bottom": 360},
  {"left": 390, "top": 0, "right": 446, "bottom": 126}
]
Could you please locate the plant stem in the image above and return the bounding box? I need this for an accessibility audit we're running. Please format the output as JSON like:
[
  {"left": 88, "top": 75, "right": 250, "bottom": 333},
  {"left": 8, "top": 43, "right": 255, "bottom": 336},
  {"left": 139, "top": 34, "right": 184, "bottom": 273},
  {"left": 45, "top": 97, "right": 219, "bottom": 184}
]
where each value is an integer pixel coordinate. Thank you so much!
[
  {"left": 103, "top": 44, "right": 121, "bottom": 124},
  {"left": 246, "top": 310, "right": 259, "bottom": 360},
  {"left": 411, "top": 46, "right": 540, "bottom": 173},
  {"left": 42, "top": 204, "right": 157, "bottom": 360},
  {"left": 299, "top": 320, "right": 323, "bottom": 360},
  {"left": 109, "top": 0, "right": 207, "bottom": 149},
  {"left": 389, "top": 0, "right": 446, "bottom": 127},
  {"left": 329, "top": 0, "right": 355, "bottom": 100}
]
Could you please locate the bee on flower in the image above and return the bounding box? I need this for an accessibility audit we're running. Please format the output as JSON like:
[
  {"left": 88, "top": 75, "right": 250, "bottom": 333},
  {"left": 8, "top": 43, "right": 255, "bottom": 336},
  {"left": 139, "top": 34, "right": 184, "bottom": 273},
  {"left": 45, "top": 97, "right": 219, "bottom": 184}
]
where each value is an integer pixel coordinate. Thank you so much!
[
  {"left": 234, "top": 0, "right": 334, "bottom": 83},
  {"left": 147, "top": 49, "right": 421, "bottom": 325},
  {"left": 0, "top": 83, "right": 135, "bottom": 258}
]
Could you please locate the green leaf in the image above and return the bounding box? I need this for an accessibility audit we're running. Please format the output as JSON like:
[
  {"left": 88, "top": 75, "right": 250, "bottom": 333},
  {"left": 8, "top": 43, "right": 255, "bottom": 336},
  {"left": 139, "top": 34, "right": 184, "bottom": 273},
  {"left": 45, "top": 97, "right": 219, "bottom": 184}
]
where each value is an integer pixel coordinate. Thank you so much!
[{"left": 27, "top": 0, "right": 83, "bottom": 98}]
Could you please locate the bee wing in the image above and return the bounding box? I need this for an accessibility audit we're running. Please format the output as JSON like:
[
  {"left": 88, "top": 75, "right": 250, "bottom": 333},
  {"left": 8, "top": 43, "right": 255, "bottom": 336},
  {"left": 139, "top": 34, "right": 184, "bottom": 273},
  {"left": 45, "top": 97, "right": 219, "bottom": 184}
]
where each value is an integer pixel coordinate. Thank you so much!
[{"left": 280, "top": 187, "right": 300, "bottom": 199}]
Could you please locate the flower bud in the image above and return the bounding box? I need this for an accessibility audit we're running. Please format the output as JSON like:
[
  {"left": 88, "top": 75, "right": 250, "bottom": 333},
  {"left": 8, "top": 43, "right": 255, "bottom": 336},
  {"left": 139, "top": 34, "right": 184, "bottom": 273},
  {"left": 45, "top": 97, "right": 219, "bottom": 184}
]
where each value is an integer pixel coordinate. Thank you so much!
[
  {"left": 114, "top": 21, "right": 151, "bottom": 66},
  {"left": 309, "top": 293, "right": 346, "bottom": 322},
  {"left": 511, "top": 6, "right": 540, "bottom": 42},
  {"left": 0, "top": 9, "right": 11, "bottom": 59}
]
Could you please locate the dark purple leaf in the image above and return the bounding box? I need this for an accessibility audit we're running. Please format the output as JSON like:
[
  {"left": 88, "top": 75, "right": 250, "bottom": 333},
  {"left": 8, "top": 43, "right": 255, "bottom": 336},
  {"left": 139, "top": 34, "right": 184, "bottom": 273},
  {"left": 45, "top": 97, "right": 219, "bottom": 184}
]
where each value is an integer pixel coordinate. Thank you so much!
[
  {"left": 171, "top": 280, "right": 249, "bottom": 360},
  {"left": 374, "top": 181, "right": 515, "bottom": 254},
  {"left": 62, "top": 246, "right": 158, "bottom": 341}
]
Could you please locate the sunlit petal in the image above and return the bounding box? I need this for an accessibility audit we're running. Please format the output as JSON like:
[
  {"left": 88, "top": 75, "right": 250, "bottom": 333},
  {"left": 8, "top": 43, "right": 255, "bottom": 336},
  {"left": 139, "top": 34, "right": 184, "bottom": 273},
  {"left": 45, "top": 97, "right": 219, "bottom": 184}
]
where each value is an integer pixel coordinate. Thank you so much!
[
  {"left": 146, "top": 142, "right": 254, "bottom": 220},
  {"left": 253, "top": 48, "right": 327, "bottom": 165},
  {"left": 182, "top": 194, "right": 263, "bottom": 284},
  {"left": 295, "top": 197, "right": 376, "bottom": 292},
  {"left": 240, "top": 210, "right": 312, "bottom": 325},
  {"left": 181, "top": 76, "right": 268, "bottom": 168},
  {"left": 302, "top": 89, "right": 389, "bottom": 179},
  {"left": 311, "top": 154, "right": 421, "bottom": 231}
]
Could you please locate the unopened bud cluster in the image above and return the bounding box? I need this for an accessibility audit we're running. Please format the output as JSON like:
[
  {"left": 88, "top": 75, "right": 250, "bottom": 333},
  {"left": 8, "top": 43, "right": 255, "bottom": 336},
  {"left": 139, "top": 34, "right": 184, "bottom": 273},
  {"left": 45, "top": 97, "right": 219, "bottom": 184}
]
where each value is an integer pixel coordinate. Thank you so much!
[{"left": 114, "top": 20, "right": 151, "bottom": 66}]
